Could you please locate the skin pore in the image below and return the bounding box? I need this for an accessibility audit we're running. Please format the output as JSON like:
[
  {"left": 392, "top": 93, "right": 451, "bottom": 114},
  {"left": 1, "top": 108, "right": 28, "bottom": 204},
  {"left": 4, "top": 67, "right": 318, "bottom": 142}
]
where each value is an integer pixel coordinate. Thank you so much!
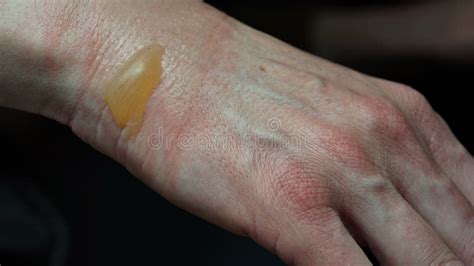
[{"left": 105, "top": 44, "right": 164, "bottom": 136}]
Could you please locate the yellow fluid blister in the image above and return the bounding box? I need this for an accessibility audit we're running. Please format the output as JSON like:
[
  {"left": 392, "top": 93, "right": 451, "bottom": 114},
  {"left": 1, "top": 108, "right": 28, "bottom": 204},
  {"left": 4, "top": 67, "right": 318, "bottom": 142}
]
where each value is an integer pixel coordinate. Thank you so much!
[{"left": 105, "top": 45, "right": 164, "bottom": 136}]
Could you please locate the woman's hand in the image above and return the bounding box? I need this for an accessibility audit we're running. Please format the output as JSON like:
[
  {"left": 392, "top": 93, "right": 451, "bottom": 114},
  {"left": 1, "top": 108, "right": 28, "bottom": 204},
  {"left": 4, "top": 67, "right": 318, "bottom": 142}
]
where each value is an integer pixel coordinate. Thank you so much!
[{"left": 1, "top": 1, "right": 472, "bottom": 265}]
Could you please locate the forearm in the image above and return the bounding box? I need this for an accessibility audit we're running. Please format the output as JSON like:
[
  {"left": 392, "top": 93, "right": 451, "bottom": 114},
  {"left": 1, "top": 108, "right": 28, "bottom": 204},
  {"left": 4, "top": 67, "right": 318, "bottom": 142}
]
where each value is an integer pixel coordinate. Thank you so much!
[{"left": 0, "top": 0, "right": 228, "bottom": 125}]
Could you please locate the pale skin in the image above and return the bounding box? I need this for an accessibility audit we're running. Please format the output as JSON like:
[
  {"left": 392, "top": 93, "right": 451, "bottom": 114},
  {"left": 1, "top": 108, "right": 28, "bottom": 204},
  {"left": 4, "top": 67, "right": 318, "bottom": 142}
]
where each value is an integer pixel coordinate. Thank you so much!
[{"left": 0, "top": 1, "right": 473, "bottom": 265}]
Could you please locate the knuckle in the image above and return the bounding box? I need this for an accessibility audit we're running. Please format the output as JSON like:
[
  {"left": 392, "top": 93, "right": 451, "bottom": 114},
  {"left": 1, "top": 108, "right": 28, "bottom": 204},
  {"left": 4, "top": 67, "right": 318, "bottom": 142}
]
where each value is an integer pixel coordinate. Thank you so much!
[
  {"left": 405, "top": 88, "right": 435, "bottom": 123},
  {"left": 398, "top": 84, "right": 428, "bottom": 105},
  {"left": 319, "top": 126, "right": 376, "bottom": 173},
  {"left": 358, "top": 97, "right": 413, "bottom": 143},
  {"left": 391, "top": 83, "right": 434, "bottom": 120}
]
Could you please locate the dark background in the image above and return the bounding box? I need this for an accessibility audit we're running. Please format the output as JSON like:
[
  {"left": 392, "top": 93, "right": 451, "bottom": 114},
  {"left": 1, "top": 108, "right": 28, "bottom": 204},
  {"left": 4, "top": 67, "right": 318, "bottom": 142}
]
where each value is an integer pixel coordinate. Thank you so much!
[{"left": 1, "top": 1, "right": 472, "bottom": 265}]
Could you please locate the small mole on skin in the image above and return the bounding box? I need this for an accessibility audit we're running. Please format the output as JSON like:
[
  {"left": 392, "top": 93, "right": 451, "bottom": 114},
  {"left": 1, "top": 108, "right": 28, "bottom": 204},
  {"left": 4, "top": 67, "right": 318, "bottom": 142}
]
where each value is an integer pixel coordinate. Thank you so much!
[{"left": 105, "top": 44, "right": 164, "bottom": 136}]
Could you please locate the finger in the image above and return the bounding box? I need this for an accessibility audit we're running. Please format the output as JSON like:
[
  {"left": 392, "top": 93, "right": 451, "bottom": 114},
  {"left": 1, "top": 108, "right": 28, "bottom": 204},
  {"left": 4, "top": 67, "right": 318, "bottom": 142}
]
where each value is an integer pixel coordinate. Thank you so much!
[
  {"left": 343, "top": 179, "right": 462, "bottom": 265},
  {"left": 386, "top": 155, "right": 474, "bottom": 264},
  {"left": 361, "top": 80, "right": 474, "bottom": 263},
  {"left": 422, "top": 112, "right": 474, "bottom": 204},
  {"left": 278, "top": 210, "right": 371, "bottom": 266},
  {"left": 409, "top": 93, "right": 474, "bottom": 204},
  {"left": 380, "top": 80, "right": 474, "bottom": 204}
]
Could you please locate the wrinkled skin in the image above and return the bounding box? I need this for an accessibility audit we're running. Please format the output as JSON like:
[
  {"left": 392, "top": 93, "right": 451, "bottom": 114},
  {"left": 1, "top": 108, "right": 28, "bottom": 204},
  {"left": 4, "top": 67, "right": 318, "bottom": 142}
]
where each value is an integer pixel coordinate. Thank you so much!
[{"left": 0, "top": 1, "right": 473, "bottom": 265}]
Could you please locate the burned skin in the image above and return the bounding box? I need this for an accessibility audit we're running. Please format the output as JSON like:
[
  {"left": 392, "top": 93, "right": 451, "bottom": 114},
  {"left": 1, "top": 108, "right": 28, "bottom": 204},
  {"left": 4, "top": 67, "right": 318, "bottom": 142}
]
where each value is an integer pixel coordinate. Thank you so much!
[{"left": 105, "top": 45, "right": 164, "bottom": 135}]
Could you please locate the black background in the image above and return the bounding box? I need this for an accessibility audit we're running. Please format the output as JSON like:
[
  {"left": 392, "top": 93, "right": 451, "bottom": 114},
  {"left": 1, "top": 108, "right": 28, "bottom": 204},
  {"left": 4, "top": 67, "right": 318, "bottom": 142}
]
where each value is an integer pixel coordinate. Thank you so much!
[{"left": 1, "top": 1, "right": 472, "bottom": 265}]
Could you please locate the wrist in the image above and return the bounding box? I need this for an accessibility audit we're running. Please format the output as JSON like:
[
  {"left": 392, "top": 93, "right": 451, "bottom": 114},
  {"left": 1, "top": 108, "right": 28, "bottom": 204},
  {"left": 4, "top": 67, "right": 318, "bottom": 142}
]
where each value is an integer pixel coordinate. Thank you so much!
[
  {"left": 0, "top": 1, "right": 232, "bottom": 125},
  {"left": 68, "top": 1, "right": 239, "bottom": 154}
]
